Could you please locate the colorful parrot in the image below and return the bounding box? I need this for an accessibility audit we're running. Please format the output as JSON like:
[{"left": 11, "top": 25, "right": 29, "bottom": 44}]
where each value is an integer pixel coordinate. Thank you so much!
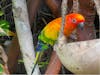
[{"left": 31, "top": 13, "right": 85, "bottom": 74}]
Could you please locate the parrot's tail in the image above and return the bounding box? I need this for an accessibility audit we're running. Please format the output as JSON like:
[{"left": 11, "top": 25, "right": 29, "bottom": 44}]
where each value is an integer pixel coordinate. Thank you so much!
[
  {"left": 31, "top": 52, "right": 40, "bottom": 75},
  {"left": 31, "top": 41, "right": 50, "bottom": 74}
]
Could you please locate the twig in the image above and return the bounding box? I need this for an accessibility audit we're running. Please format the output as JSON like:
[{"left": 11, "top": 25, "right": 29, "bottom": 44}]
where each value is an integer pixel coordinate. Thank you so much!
[
  {"left": 0, "top": 45, "right": 9, "bottom": 74},
  {"left": 0, "top": 45, "right": 8, "bottom": 65},
  {"left": 40, "top": 11, "right": 55, "bottom": 18},
  {"left": 56, "top": 0, "right": 68, "bottom": 48},
  {"left": 41, "top": 17, "right": 47, "bottom": 25},
  {"left": 60, "top": 0, "right": 67, "bottom": 35},
  {"left": 12, "top": 0, "right": 40, "bottom": 75},
  {"left": 72, "top": 0, "right": 79, "bottom": 13}
]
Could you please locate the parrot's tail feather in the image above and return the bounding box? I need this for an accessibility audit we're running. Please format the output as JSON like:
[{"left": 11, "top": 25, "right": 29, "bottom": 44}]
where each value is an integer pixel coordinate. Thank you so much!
[
  {"left": 31, "top": 41, "right": 50, "bottom": 74},
  {"left": 31, "top": 52, "right": 40, "bottom": 75}
]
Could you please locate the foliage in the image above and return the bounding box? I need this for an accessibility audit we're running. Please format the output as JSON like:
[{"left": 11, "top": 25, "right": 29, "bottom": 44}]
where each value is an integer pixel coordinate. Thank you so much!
[
  {"left": 0, "top": 20, "right": 10, "bottom": 36},
  {"left": 0, "top": 10, "right": 4, "bottom": 16},
  {"left": 0, "top": 64, "right": 3, "bottom": 74}
]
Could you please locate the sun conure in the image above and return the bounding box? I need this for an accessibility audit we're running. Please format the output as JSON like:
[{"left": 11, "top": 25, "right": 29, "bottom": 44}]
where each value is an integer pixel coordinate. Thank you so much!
[{"left": 31, "top": 13, "right": 85, "bottom": 74}]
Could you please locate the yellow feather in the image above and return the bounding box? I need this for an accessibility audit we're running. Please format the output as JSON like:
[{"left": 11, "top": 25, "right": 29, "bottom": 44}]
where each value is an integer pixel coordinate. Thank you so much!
[
  {"left": 31, "top": 52, "right": 40, "bottom": 74},
  {"left": 43, "top": 18, "right": 61, "bottom": 40},
  {"left": 34, "top": 52, "right": 40, "bottom": 64}
]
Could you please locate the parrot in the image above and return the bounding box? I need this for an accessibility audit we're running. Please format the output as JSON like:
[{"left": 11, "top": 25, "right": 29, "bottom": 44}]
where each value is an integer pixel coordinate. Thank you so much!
[{"left": 31, "top": 13, "right": 85, "bottom": 74}]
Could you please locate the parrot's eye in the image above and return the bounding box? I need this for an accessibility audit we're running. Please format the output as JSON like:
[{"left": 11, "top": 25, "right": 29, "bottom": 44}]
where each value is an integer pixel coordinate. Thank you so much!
[{"left": 72, "top": 18, "right": 77, "bottom": 23}]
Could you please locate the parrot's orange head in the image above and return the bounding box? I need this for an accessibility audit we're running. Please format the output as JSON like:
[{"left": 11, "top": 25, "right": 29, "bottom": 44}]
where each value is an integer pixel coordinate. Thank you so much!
[{"left": 64, "top": 13, "right": 85, "bottom": 36}]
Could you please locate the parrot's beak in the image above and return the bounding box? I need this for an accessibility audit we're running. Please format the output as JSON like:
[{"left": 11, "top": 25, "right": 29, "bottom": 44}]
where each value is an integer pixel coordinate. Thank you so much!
[{"left": 78, "top": 22, "right": 84, "bottom": 30}]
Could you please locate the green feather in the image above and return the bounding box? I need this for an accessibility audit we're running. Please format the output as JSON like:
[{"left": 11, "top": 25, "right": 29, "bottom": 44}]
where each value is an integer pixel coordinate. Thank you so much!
[{"left": 38, "top": 30, "right": 56, "bottom": 46}]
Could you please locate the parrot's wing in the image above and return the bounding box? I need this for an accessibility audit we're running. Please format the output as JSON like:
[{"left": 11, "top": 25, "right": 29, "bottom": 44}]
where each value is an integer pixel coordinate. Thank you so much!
[{"left": 38, "top": 17, "right": 61, "bottom": 46}]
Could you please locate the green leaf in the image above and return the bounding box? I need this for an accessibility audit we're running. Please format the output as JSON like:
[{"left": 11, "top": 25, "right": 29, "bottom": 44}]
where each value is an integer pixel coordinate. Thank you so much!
[
  {"left": 0, "top": 20, "right": 10, "bottom": 29},
  {"left": 0, "top": 64, "right": 3, "bottom": 74},
  {"left": 0, "top": 11, "right": 4, "bottom": 16},
  {"left": 0, "top": 27, "right": 7, "bottom": 36},
  {"left": 0, "top": 20, "right": 10, "bottom": 36},
  {"left": 18, "top": 59, "right": 24, "bottom": 63}
]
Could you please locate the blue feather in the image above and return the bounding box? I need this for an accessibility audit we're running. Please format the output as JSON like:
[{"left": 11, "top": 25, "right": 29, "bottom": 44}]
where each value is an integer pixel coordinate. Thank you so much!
[{"left": 36, "top": 41, "right": 50, "bottom": 52}]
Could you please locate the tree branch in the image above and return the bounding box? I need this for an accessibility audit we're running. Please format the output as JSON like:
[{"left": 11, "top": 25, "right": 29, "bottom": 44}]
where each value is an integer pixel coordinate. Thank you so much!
[
  {"left": 0, "top": 45, "right": 9, "bottom": 74},
  {"left": 56, "top": 0, "right": 68, "bottom": 48},
  {"left": 53, "top": 0, "right": 68, "bottom": 72},
  {"left": 12, "top": 0, "right": 40, "bottom": 75},
  {"left": 72, "top": 0, "right": 79, "bottom": 13}
]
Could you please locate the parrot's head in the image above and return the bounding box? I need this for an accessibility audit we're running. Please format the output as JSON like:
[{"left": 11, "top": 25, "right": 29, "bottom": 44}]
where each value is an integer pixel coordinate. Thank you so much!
[{"left": 64, "top": 13, "right": 85, "bottom": 36}]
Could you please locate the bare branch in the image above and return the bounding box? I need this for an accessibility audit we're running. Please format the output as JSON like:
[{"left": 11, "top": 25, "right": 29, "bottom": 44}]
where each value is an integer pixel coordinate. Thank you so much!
[
  {"left": 0, "top": 45, "right": 9, "bottom": 74},
  {"left": 60, "top": 0, "right": 68, "bottom": 35},
  {"left": 0, "top": 46, "right": 8, "bottom": 64},
  {"left": 56, "top": 0, "right": 68, "bottom": 49},
  {"left": 72, "top": 0, "right": 79, "bottom": 13},
  {"left": 12, "top": 0, "right": 40, "bottom": 75}
]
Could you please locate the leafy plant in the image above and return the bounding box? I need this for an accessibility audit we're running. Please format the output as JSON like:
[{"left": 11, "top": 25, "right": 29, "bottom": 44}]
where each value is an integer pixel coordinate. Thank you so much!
[
  {"left": 0, "top": 20, "right": 15, "bottom": 36},
  {"left": 0, "top": 10, "right": 4, "bottom": 16},
  {"left": 0, "top": 20, "right": 10, "bottom": 36},
  {"left": 0, "top": 64, "right": 3, "bottom": 74}
]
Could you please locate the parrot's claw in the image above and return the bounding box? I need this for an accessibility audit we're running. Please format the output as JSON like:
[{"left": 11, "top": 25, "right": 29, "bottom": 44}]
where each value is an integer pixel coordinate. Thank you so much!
[{"left": 69, "top": 34, "right": 77, "bottom": 40}]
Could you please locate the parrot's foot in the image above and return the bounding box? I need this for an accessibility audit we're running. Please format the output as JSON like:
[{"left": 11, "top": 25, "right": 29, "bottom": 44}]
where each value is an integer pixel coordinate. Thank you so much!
[
  {"left": 54, "top": 36, "right": 67, "bottom": 51},
  {"left": 69, "top": 33, "right": 77, "bottom": 40}
]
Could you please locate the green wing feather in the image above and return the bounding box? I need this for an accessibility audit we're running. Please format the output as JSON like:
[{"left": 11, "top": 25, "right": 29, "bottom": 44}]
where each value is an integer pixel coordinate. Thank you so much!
[{"left": 38, "top": 30, "right": 58, "bottom": 46}]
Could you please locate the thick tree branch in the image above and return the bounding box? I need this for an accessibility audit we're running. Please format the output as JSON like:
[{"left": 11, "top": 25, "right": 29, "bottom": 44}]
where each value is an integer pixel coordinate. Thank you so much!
[
  {"left": 7, "top": 35, "right": 20, "bottom": 73},
  {"left": 12, "top": 0, "right": 40, "bottom": 75},
  {"left": 45, "top": 51, "right": 61, "bottom": 74}
]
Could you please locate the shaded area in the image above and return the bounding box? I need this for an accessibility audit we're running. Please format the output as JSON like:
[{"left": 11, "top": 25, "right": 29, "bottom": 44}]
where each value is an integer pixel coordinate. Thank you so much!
[{"left": 94, "top": 13, "right": 99, "bottom": 38}]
